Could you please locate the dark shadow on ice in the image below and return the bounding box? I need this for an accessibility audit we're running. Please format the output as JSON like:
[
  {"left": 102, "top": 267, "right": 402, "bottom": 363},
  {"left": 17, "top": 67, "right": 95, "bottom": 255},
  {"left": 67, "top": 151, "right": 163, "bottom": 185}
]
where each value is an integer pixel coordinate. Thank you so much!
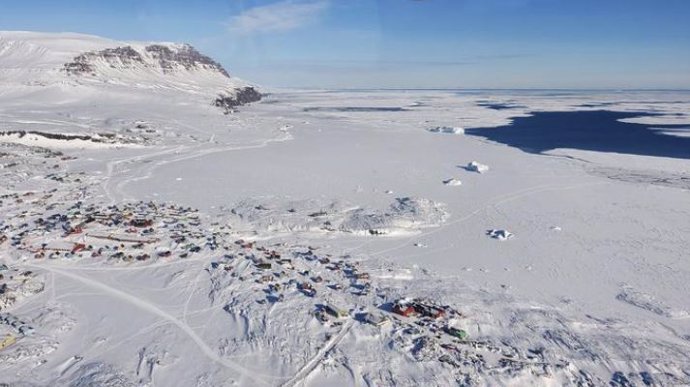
[
  {"left": 303, "top": 107, "right": 409, "bottom": 112},
  {"left": 465, "top": 110, "right": 690, "bottom": 159},
  {"left": 377, "top": 302, "right": 394, "bottom": 313},
  {"left": 476, "top": 101, "right": 526, "bottom": 110},
  {"left": 353, "top": 312, "right": 368, "bottom": 323}
]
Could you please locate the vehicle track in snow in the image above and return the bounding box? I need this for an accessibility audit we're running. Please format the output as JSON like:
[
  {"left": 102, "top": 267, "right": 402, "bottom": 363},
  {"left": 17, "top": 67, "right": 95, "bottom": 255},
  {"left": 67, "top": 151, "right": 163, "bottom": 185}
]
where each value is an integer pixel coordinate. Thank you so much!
[
  {"left": 364, "top": 181, "right": 608, "bottom": 258},
  {"left": 104, "top": 128, "right": 293, "bottom": 204},
  {"left": 102, "top": 145, "right": 185, "bottom": 204},
  {"left": 27, "top": 263, "right": 278, "bottom": 386},
  {"left": 281, "top": 319, "right": 354, "bottom": 387}
]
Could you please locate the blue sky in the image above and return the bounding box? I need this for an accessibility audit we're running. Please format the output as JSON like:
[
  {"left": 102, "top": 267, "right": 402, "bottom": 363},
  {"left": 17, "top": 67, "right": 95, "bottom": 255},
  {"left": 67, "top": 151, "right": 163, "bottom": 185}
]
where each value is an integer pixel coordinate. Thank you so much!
[{"left": 2, "top": 0, "right": 689, "bottom": 89}]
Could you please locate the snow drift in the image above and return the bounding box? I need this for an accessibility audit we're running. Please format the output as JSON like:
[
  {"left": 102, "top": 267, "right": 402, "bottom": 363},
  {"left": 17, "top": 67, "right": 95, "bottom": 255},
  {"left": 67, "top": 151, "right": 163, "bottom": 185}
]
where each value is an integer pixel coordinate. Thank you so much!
[{"left": 229, "top": 197, "right": 449, "bottom": 236}]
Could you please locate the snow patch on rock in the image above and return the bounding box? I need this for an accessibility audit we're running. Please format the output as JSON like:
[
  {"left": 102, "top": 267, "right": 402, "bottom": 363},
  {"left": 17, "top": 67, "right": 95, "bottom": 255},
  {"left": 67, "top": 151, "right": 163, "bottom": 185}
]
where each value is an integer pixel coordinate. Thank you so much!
[
  {"left": 487, "top": 229, "right": 514, "bottom": 241},
  {"left": 427, "top": 126, "right": 464, "bottom": 135},
  {"left": 466, "top": 161, "right": 490, "bottom": 173},
  {"left": 65, "top": 362, "right": 136, "bottom": 387},
  {"left": 442, "top": 178, "right": 462, "bottom": 186},
  {"left": 616, "top": 285, "right": 689, "bottom": 319},
  {"left": 229, "top": 197, "right": 448, "bottom": 236}
]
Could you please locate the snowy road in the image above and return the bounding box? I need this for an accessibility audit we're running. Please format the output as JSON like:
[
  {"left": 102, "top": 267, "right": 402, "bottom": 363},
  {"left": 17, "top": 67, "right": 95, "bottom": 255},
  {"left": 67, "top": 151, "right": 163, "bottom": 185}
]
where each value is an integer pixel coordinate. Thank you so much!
[{"left": 27, "top": 262, "right": 279, "bottom": 385}]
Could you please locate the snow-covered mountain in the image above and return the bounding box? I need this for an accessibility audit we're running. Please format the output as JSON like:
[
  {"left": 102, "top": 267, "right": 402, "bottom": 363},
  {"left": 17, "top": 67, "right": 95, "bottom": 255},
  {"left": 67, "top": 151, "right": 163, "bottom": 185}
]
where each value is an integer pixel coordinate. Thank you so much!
[
  {"left": 0, "top": 31, "right": 260, "bottom": 114},
  {"left": 62, "top": 43, "right": 230, "bottom": 77}
]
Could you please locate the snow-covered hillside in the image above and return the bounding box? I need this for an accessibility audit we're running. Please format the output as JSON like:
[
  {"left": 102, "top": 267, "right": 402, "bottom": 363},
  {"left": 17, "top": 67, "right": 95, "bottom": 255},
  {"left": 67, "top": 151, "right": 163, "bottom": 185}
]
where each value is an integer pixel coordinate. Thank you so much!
[{"left": 0, "top": 31, "right": 260, "bottom": 126}]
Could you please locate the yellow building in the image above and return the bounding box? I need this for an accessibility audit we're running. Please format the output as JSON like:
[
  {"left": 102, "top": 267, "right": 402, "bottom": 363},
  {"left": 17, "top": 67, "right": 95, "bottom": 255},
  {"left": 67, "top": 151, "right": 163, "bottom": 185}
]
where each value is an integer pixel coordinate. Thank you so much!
[{"left": 0, "top": 334, "right": 16, "bottom": 351}]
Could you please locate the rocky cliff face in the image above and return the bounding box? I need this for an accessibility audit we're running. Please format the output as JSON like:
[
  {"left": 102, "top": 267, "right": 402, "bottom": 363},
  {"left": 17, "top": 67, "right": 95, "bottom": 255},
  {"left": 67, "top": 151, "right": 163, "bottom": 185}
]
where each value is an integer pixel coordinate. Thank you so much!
[
  {"left": 63, "top": 44, "right": 230, "bottom": 78},
  {"left": 61, "top": 42, "right": 260, "bottom": 110},
  {"left": 144, "top": 44, "right": 229, "bottom": 77},
  {"left": 214, "top": 87, "right": 262, "bottom": 114},
  {"left": 64, "top": 46, "right": 143, "bottom": 76}
]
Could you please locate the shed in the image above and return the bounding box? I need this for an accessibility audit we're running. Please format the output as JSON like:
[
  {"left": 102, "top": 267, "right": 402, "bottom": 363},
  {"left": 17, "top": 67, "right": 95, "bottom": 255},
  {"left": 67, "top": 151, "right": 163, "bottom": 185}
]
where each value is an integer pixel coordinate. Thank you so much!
[
  {"left": 364, "top": 312, "right": 390, "bottom": 327},
  {"left": 393, "top": 302, "right": 416, "bottom": 317},
  {"left": 256, "top": 262, "right": 272, "bottom": 270},
  {"left": 445, "top": 326, "right": 468, "bottom": 340},
  {"left": 325, "top": 303, "right": 348, "bottom": 318}
]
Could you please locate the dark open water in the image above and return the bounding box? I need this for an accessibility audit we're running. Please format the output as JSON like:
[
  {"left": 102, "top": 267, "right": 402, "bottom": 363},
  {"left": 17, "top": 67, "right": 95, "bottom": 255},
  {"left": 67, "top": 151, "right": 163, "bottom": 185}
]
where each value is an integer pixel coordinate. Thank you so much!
[{"left": 466, "top": 110, "right": 690, "bottom": 159}]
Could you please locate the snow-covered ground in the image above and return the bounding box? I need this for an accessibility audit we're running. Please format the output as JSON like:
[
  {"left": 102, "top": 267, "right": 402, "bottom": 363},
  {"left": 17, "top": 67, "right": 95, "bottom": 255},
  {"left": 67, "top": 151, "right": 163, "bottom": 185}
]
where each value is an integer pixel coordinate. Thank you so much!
[{"left": 2, "top": 32, "right": 690, "bottom": 386}]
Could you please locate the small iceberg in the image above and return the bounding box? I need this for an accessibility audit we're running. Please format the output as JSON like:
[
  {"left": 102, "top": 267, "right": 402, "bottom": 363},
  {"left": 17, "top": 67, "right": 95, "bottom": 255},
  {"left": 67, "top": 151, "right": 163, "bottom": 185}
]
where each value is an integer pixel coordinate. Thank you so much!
[
  {"left": 466, "top": 161, "right": 489, "bottom": 173},
  {"left": 427, "top": 126, "right": 464, "bottom": 135},
  {"left": 487, "top": 229, "right": 513, "bottom": 241}
]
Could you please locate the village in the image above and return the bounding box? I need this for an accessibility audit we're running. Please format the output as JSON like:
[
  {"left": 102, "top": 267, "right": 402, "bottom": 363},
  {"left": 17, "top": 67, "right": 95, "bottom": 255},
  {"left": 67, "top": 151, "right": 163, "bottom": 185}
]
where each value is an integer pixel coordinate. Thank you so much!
[
  {"left": 0, "top": 143, "right": 628, "bottom": 386},
  {"left": 203, "top": 236, "right": 568, "bottom": 383},
  {"left": 0, "top": 264, "right": 43, "bottom": 353},
  {"left": 0, "top": 172, "right": 570, "bottom": 384}
]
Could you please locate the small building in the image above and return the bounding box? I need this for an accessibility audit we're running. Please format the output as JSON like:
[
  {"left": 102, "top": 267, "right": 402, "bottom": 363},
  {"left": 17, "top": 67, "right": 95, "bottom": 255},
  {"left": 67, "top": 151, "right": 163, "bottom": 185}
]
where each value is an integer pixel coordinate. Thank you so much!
[
  {"left": 18, "top": 325, "right": 35, "bottom": 336},
  {"left": 256, "top": 262, "right": 272, "bottom": 270},
  {"left": 0, "top": 334, "right": 16, "bottom": 351},
  {"left": 467, "top": 161, "right": 489, "bottom": 173},
  {"left": 487, "top": 229, "right": 514, "bottom": 241},
  {"left": 445, "top": 326, "right": 468, "bottom": 340},
  {"left": 257, "top": 274, "right": 274, "bottom": 283},
  {"left": 393, "top": 301, "right": 416, "bottom": 317},
  {"left": 364, "top": 312, "right": 390, "bottom": 327},
  {"left": 412, "top": 301, "right": 446, "bottom": 319},
  {"left": 324, "top": 303, "right": 348, "bottom": 319},
  {"left": 136, "top": 254, "right": 151, "bottom": 261},
  {"left": 278, "top": 259, "right": 294, "bottom": 269},
  {"left": 130, "top": 218, "right": 153, "bottom": 228},
  {"left": 71, "top": 243, "right": 87, "bottom": 254},
  {"left": 299, "top": 282, "right": 313, "bottom": 290}
]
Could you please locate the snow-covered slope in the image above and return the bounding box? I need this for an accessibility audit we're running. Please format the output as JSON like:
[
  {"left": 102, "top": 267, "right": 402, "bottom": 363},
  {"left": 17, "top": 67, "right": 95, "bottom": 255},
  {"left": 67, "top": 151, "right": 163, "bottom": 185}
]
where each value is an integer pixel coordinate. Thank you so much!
[
  {"left": 3, "top": 31, "right": 690, "bottom": 387},
  {"left": 1, "top": 83, "right": 690, "bottom": 386},
  {"left": 0, "top": 31, "right": 260, "bottom": 116}
]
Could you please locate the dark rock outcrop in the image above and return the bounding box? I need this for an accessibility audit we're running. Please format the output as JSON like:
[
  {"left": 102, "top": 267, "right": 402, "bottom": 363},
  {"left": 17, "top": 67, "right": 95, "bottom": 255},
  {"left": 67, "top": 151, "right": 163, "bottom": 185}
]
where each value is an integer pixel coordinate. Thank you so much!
[
  {"left": 63, "top": 60, "right": 95, "bottom": 76},
  {"left": 1, "top": 130, "right": 96, "bottom": 142},
  {"left": 63, "top": 44, "right": 229, "bottom": 77},
  {"left": 64, "top": 46, "right": 143, "bottom": 75},
  {"left": 145, "top": 44, "right": 229, "bottom": 77},
  {"left": 213, "top": 87, "right": 262, "bottom": 114}
]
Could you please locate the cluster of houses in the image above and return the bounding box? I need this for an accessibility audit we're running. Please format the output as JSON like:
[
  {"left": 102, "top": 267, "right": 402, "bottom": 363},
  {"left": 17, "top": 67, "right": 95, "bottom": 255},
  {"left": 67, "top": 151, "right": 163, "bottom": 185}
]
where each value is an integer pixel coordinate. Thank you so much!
[
  {"left": 0, "top": 312, "right": 34, "bottom": 337},
  {"left": 1, "top": 198, "right": 225, "bottom": 265},
  {"left": 391, "top": 298, "right": 469, "bottom": 341},
  {"left": 0, "top": 159, "right": 498, "bottom": 375},
  {"left": 207, "top": 236, "right": 475, "bottom": 355},
  {"left": 208, "top": 240, "right": 377, "bottom": 327},
  {"left": 231, "top": 241, "right": 373, "bottom": 304},
  {"left": 2, "top": 178, "right": 488, "bottom": 370},
  {"left": 0, "top": 151, "right": 583, "bottom": 382},
  {"left": 392, "top": 298, "right": 448, "bottom": 319},
  {"left": 1, "top": 190, "right": 553, "bottom": 380},
  {"left": 0, "top": 265, "right": 43, "bottom": 312}
]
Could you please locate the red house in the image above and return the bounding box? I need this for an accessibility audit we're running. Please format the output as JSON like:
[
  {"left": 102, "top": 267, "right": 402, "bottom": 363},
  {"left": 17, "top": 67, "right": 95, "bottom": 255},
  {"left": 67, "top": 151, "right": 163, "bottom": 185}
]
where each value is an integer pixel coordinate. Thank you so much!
[{"left": 393, "top": 303, "right": 416, "bottom": 317}]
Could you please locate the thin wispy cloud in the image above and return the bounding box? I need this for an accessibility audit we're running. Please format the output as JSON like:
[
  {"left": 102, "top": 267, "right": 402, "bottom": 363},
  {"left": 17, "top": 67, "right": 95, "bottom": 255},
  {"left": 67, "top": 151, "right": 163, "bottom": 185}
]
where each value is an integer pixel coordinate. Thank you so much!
[{"left": 228, "top": 0, "right": 329, "bottom": 35}]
